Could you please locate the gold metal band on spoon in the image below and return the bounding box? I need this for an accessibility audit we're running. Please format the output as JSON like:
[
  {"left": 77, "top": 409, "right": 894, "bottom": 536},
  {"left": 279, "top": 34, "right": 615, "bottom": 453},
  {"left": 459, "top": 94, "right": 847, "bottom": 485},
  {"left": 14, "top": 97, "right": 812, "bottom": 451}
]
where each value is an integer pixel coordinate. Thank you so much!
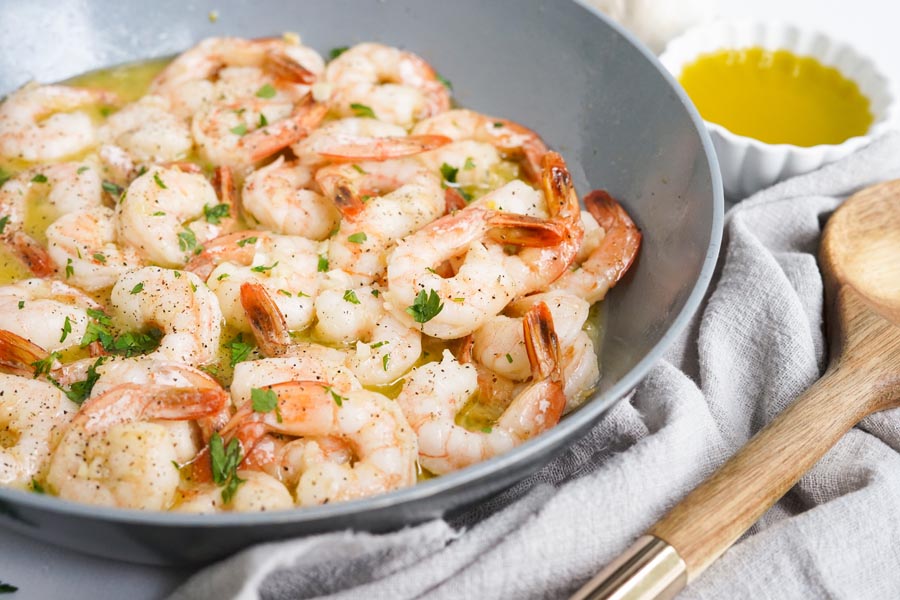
[{"left": 570, "top": 536, "right": 686, "bottom": 600}]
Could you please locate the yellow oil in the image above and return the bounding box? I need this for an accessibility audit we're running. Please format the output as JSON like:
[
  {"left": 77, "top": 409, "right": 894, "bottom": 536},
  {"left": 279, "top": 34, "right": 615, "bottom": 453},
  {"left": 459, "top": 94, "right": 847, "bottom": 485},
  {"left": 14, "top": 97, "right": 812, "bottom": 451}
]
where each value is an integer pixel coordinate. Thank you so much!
[
  {"left": 66, "top": 57, "right": 170, "bottom": 107},
  {"left": 679, "top": 47, "right": 873, "bottom": 146}
]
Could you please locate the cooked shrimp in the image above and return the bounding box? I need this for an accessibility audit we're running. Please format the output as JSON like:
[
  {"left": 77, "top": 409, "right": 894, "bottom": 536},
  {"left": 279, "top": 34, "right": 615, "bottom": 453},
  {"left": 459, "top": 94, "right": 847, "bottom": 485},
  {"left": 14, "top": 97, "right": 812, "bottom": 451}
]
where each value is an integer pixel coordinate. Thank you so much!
[
  {"left": 550, "top": 189, "right": 642, "bottom": 303},
  {"left": 175, "top": 470, "right": 294, "bottom": 513},
  {"left": 0, "top": 279, "right": 99, "bottom": 352},
  {"left": 292, "top": 117, "right": 448, "bottom": 166},
  {"left": 151, "top": 36, "right": 325, "bottom": 117},
  {"left": 191, "top": 96, "right": 327, "bottom": 169},
  {"left": 190, "top": 233, "right": 320, "bottom": 333},
  {"left": 46, "top": 206, "right": 143, "bottom": 291},
  {"left": 46, "top": 381, "right": 228, "bottom": 510},
  {"left": 325, "top": 43, "right": 451, "bottom": 128},
  {"left": 108, "top": 266, "right": 223, "bottom": 365},
  {"left": 241, "top": 157, "right": 339, "bottom": 240},
  {"left": 316, "top": 158, "right": 445, "bottom": 282},
  {"left": 397, "top": 302, "right": 565, "bottom": 474},
  {"left": 412, "top": 109, "right": 548, "bottom": 182},
  {"left": 116, "top": 165, "right": 223, "bottom": 268},
  {"left": 219, "top": 380, "right": 417, "bottom": 506},
  {"left": 0, "top": 83, "right": 118, "bottom": 161},
  {"left": 0, "top": 162, "right": 104, "bottom": 276},
  {"left": 99, "top": 94, "right": 193, "bottom": 164},
  {"left": 0, "top": 374, "right": 79, "bottom": 488},
  {"left": 473, "top": 290, "right": 590, "bottom": 381}
]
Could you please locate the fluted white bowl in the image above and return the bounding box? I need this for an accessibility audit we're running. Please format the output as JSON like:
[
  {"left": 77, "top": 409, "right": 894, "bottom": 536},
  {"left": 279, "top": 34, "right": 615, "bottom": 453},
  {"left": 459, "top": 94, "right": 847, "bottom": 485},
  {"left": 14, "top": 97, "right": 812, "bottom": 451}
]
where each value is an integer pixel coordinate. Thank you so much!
[{"left": 660, "top": 21, "right": 896, "bottom": 199}]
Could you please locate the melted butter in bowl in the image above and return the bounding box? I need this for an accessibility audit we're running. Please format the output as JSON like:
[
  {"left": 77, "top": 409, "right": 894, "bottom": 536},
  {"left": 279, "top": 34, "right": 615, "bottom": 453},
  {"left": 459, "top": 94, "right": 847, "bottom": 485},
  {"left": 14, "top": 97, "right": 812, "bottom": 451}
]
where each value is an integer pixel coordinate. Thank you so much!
[{"left": 679, "top": 47, "right": 874, "bottom": 147}]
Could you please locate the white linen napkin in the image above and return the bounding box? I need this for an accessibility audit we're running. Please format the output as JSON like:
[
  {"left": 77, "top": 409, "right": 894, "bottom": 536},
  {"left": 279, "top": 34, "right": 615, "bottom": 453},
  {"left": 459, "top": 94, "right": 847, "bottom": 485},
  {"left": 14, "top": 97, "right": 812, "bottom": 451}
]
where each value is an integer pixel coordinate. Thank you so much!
[{"left": 170, "top": 132, "right": 900, "bottom": 600}]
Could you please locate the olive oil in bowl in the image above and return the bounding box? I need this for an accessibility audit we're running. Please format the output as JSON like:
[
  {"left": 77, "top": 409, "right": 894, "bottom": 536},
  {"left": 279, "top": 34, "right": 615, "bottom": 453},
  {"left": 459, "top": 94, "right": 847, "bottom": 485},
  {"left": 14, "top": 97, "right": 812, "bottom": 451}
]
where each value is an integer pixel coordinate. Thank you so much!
[{"left": 679, "top": 47, "right": 873, "bottom": 147}]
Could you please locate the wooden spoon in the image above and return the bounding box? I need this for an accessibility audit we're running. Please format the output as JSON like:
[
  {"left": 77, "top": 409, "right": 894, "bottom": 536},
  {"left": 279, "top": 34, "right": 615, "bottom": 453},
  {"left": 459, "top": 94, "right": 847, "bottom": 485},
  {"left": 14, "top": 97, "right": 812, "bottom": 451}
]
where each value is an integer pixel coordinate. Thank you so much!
[{"left": 572, "top": 181, "right": 900, "bottom": 600}]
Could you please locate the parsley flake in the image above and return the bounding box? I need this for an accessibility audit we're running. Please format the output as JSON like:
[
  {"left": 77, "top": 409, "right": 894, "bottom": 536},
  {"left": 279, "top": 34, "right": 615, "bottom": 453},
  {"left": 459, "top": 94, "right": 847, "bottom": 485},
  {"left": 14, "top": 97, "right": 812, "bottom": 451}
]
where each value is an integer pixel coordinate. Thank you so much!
[
  {"left": 251, "top": 387, "right": 282, "bottom": 423},
  {"left": 217, "top": 273, "right": 230, "bottom": 281},
  {"left": 0, "top": 581, "right": 18, "bottom": 593},
  {"left": 0, "top": 215, "right": 9, "bottom": 234},
  {"left": 31, "top": 173, "right": 47, "bottom": 183},
  {"left": 405, "top": 289, "right": 444, "bottom": 324},
  {"left": 236, "top": 236, "right": 257, "bottom": 248},
  {"left": 350, "top": 103, "right": 376, "bottom": 119},
  {"left": 203, "top": 203, "right": 230, "bottom": 224},
  {"left": 153, "top": 173, "right": 167, "bottom": 189},
  {"left": 17, "top": 300, "right": 24, "bottom": 310},
  {"left": 440, "top": 163, "right": 459, "bottom": 185},
  {"left": 464, "top": 157, "right": 476, "bottom": 170},
  {"left": 102, "top": 180, "right": 124, "bottom": 196},
  {"left": 31, "top": 478, "right": 44, "bottom": 493},
  {"left": 505, "top": 353, "right": 514, "bottom": 364},
  {"left": 382, "top": 353, "right": 390, "bottom": 371},
  {"left": 77, "top": 165, "right": 90, "bottom": 174},
  {"left": 230, "top": 123, "right": 248, "bottom": 136},
  {"left": 130, "top": 283, "right": 143, "bottom": 295},
  {"left": 324, "top": 385, "right": 347, "bottom": 407},
  {"left": 209, "top": 432, "right": 245, "bottom": 504},
  {"left": 59, "top": 316, "right": 72, "bottom": 343},
  {"left": 351, "top": 164, "right": 366, "bottom": 174},
  {"left": 65, "top": 258, "right": 73, "bottom": 278},
  {"left": 347, "top": 232, "right": 367, "bottom": 244},
  {"left": 317, "top": 254, "right": 329, "bottom": 272},
  {"left": 178, "top": 228, "right": 197, "bottom": 252},
  {"left": 151, "top": 211, "right": 166, "bottom": 216},
  {"left": 329, "top": 46, "right": 349, "bottom": 60},
  {"left": 343, "top": 289, "right": 360, "bottom": 304},
  {"left": 93, "top": 252, "right": 106, "bottom": 264},
  {"left": 227, "top": 332, "right": 255, "bottom": 368},
  {"left": 250, "top": 261, "right": 278, "bottom": 273},
  {"left": 31, "top": 351, "right": 61, "bottom": 378},
  {"left": 258, "top": 112, "right": 268, "bottom": 127},
  {"left": 255, "top": 83, "right": 276, "bottom": 99}
]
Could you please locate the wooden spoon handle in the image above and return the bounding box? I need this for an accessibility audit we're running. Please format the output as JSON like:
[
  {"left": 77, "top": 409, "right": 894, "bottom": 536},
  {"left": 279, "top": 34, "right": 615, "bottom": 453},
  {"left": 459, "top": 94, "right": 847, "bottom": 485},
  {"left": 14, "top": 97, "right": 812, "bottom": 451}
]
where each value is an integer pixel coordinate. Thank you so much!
[{"left": 570, "top": 367, "right": 869, "bottom": 600}]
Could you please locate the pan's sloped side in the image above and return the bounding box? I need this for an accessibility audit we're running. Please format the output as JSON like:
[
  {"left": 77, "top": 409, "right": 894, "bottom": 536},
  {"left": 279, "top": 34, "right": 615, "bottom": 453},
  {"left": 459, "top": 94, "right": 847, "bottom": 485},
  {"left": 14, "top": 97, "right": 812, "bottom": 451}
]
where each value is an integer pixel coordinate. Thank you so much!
[{"left": 0, "top": 0, "right": 722, "bottom": 565}]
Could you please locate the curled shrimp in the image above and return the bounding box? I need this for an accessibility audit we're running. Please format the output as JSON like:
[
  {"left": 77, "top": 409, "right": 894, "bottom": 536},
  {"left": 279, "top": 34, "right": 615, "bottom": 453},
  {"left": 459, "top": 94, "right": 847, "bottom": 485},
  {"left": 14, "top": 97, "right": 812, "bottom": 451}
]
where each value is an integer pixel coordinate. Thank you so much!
[
  {"left": 219, "top": 380, "right": 417, "bottom": 506},
  {"left": 550, "top": 189, "right": 642, "bottom": 303},
  {"left": 397, "top": 302, "right": 565, "bottom": 474},
  {"left": 0, "top": 278, "right": 100, "bottom": 353},
  {"left": 99, "top": 94, "right": 193, "bottom": 165},
  {"left": 292, "top": 117, "right": 448, "bottom": 167},
  {"left": 191, "top": 95, "right": 327, "bottom": 169},
  {"left": 412, "top": 109, "right": 548, "bottom": 183},
  {"left": 0, "top": 373, "right": 79, "bottom": 488},
  {"left": 108, "top": 266, "right": 223, "bottom": 366},
  {"left": 46, "top": 206, "right": 143, "bottom": 291},
  {"left": 241, "top": 157, "right": 339, "bottom": 240},
  {"left": 46, "top": 379, "right": 228, "bottom": 510},
  {"left": 0, "top": 83, "right": 118, "bottom": 162},
  {"left": 0, "top": 162, "right": 104, "bottom": 277},
  {"left": 188, "top": 232, "right": 320, "bottom": 333},
  {"left": 385, "top": 154, "right": 579, "bottom": 339},
  {"left": 151, "top": 36, "right": 325, "bottom": 117},
  {"left": 324, "top": 43, "right": 451, "bottom": 128},
  {"left": 116, "top": 165, "right": 227, "bottom": 268},
  {"left": 316, "top": 158, "right": 445, "bottom": 282}
]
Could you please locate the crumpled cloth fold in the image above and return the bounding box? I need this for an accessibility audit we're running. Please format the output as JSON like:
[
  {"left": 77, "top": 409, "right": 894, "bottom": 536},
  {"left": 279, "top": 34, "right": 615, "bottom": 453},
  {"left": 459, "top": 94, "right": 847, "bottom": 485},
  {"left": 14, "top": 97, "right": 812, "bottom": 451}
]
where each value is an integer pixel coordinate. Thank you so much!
[{"left": 171, "top": 132, "right": 900, "bottom": 600}]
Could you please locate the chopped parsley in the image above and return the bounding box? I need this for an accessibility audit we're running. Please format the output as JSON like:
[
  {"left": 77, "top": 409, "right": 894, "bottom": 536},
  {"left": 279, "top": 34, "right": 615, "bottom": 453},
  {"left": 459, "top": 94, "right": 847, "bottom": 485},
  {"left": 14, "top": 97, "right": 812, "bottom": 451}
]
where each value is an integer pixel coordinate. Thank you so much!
[
  {"left": 324, "top": 385, "right": 346, "bottom": 407},
  {"left": 464, "top": 157, "right": 476, "bottom": 170},
  {"left": 60, "top": 357, "right": 105, "bottom": 405},
  {"left": 77, "top": 165, "right": 90, "bottom": 174},
  {"left": 209, "top": 432, "right": 245, "bottom": 504},
  {"left": 227, "top": 332, "right": 254, "bottom": 368},
  {"left": 350, "top": 102, "right": 376, "bottom": 119},
  {"left": 440, "top": 163, "right": 459, "bottom": 184},
  {"left": 351, "top": 164, "right": 366, "bottom": 174},
  {"left": 31, "top": 351, "right": 61, "bottom": 378},
  {"left": 255, "top": 83, "right": 276, "bottom": 99},
  {"left": 102, "top": 180, "right": 124, "bottom": 196},
  {"left": 236, "top": 236, "right": 257, "bottom": 248},
  {"left": 151, "top": 211, "right": 166, "bottom": 216},
  {"left": 347, "top": 232, "right": 367, "bottom": 244},
  {"left": 250, "top": 261, "right": 278, "bottom": 273},
  {"left": 371, "top": 289, "right": 380, "bottom": 297},
  {"left": 405, "top": 289, "right": 444, "bottom": 324},
  {"left": 436, "top": 73, "right": 452, "bottom": 90},
  {"left": 370, "top": 340, "right": 389, "bottom": 349},
  {"left": 0, "top": 168, "right": 11, "bottom": 186},
  {"left": 30, "top": 173, "right": 47, "bottom": 183},
  {"left": 481, "top": 426, "right": 493, "bottom": 433},
  {"left": 203, "top": 203, "right": 230, "bottom": 224},
  {"left": 177, "top": 228, "right": 197, "bottom": 252},
  {"left": 130, "top": 283, "right": 144, "bottom": 294},
  {"left": 31, "top": 479, "right": 44, "bottom": 494},
  {"left": 505, "top": 353, "right": 514, "bottom": 363},
  {"left": 251, "top": 387, "right": 282, "bottom": 423},
  {"left": 17, "top": 300, "right": 23, "bottom": 310},
  {"left": 258, "top": 113, "right": 268, "bottom": 127},
  {"left": 0, "top": 581, "right": 18, "bottom": 594},
  {"left": 0, "top": 215, "right": 8, "bottom": 234},
  {"left": 329, "top": 46, "right": 349, "bottom": 60},
  {"left": 493, "top": 121, "right": 504, "bottom": 128},
  {"left": 153, "top": 173, "right": 167, "bottom": 189},
  {"left": 93, "top": 252, "right": 106, "bottom": 264},
  {"left": 79, "top": 309, "right": 162, "bottom": 357},
  {"left": 217, "top": 273, "right": 230, "bottom": 281},
  {"left": 65, "top": 258, "right": 73, "bottom": 278},
  {"left": 59, "top": 316, "right": 72, "bottom": 343},
  {"left": 230, "top": 123, "right": 248, "bottom": 136},
  {"left": 343, "top": 289, "right": 360, "bottom": 304},
  {"left": 277, "top": 289, "right": 292, "bottom": 297},
  {"left": 382, "top": 353, "right": 390, "bottom": 371},
  {"left": 317, "top": 254, "right": 329, "bottom": 272}
]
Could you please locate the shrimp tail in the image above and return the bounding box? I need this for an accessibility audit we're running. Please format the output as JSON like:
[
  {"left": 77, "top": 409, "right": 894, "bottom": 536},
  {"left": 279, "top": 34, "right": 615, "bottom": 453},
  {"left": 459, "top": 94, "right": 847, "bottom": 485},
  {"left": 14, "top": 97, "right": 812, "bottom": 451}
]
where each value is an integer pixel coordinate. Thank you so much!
[
  {"left": 444, "top": 187, "right": 468, "bottom": 214},
  {"left": 523, "top": 302, "right": 562, "bottom": 385},
  {"left": 213, "top": 165, "right": 239, "bottom": 229},
  {"left": 333, "top": 183, "right": 366, "bottom": 219},
  {"left": 7, "top": 231, "right": 55, "bottom": 277},
  {"left": 0, "top": 329, "right": 48, "bottom": 377},
  {"left": 240, "top": 282, "right": 292, "bottom": 357},
  {"left": 584, "top": 189, "right": 642, "bottom": 286},
  {"left": 264, "top": 49, "right": 317, "bottom": 85},
  {"left": 486, "top": 212, "right": 566, "bottom": 247},
  {"left": 185, "top": 230, "right": 262, "bottom": 280},
  {"left": 245, "top": 96, "right": 328, "bottom": 163}
]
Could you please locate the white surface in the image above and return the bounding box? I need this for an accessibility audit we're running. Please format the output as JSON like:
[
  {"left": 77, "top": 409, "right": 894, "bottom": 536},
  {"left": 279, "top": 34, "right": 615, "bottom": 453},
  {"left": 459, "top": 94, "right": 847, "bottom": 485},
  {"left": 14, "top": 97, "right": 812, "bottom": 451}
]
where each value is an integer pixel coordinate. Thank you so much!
[{"left": 4, "top": 1, "right": 900, "bottom": 599}]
